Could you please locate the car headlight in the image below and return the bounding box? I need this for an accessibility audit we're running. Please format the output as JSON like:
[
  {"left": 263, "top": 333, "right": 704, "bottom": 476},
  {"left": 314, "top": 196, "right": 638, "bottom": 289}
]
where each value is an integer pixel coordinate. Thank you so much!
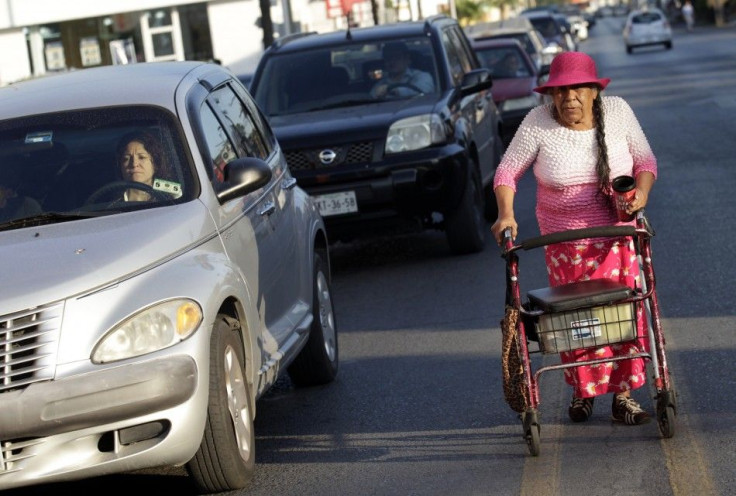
[
  {"left": 92, "top": 299, "right": 203, "bottom": 363},
  {"left": 385, "top": 114, "right": 447, "bottom": 154},
  {"left": 542, "top": 43, "right": 564, "bottom": 55},
  {"left": 500, "top": 95, "right": 540, "bottom": 113}
]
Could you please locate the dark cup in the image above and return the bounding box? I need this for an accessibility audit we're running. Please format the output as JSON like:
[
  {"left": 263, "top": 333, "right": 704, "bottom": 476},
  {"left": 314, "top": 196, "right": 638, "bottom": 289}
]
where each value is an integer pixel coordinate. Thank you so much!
[{"left": 612, "top": 175, "right": 636, "bottom": 222}]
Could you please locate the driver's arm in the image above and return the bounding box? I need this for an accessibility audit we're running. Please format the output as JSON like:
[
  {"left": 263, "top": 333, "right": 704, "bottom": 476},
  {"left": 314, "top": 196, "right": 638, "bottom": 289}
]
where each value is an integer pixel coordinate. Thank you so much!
[{"left": 411, "top": 71, "right": 434, "bottom": 93}]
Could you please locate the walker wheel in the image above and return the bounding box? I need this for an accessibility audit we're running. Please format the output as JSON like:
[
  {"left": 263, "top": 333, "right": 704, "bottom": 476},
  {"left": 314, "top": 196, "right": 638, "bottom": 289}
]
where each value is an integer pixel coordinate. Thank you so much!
[
  {"left": 658, "top": 405, "right": 676, "bottom": 438},
  {"left": 522, "top": 410, "right": 541, "bottom": 456},
  {"left": 656, "top": 387, "right": 677, "bottom": 439}
]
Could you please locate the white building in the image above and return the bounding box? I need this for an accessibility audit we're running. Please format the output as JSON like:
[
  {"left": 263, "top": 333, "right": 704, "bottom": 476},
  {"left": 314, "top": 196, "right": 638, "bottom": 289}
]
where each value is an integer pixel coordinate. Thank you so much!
[{"left": 0, "top": 0, "right": 455, "bottom": 86}]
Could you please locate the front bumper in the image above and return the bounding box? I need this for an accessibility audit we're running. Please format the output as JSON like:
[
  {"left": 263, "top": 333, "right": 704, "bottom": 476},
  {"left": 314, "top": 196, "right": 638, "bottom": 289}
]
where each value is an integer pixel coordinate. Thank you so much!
[
  {"left": 297, "top": 143, "right": 469, "bottom": 238},
  {"left": 0, "top": 355, "right": 198, "bottom": 489}
]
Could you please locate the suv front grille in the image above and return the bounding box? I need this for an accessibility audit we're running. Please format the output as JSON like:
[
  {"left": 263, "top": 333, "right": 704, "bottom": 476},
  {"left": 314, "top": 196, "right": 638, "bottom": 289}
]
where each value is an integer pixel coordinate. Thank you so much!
[
  {"left": 0, "top": 303, "right": 63, "bottom": 394},
  {"left": 285, "top": 142, "right": 374, "bottom": 171}
]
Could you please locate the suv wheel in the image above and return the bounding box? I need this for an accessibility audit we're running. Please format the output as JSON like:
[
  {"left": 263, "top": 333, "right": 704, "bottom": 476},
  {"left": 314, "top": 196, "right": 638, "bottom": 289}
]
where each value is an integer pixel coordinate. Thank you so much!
[{"left": 445, "top": 160, "right": 486, "bottom": 255}]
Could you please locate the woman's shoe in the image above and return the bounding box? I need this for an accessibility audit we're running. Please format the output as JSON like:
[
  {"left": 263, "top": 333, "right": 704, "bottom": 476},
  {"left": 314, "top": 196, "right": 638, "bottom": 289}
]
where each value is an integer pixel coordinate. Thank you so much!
[
  {"left": 611, "top": 394, "right": 650, "bottom": 425},
  {"left": 568, "top": 396, "right": 594, "bottom": 422}
]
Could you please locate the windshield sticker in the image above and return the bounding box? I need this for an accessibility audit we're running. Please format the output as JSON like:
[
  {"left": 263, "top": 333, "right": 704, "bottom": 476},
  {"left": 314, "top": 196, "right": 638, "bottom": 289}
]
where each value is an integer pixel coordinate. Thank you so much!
[
  {"left": 153, "top": 178, "right": 183, "bottom": 198},
  {"left": 25, "top": 131, "right": 53, "bottom": 144}
]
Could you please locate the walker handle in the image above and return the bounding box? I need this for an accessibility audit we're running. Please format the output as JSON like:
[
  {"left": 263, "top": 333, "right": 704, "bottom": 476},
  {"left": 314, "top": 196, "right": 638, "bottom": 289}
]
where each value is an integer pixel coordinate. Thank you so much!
[{"left": 520, "top": 226, "right": 637, "bottom": 250}]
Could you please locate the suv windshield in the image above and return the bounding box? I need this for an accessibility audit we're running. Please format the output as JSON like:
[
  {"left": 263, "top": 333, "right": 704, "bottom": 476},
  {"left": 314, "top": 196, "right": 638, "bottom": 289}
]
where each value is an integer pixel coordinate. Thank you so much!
[
  {"left": 254, "top": 36, "right": 439, "bottom": 116},
  {"left": 0, "top": 106, "right": 195, "bottom": 228}
]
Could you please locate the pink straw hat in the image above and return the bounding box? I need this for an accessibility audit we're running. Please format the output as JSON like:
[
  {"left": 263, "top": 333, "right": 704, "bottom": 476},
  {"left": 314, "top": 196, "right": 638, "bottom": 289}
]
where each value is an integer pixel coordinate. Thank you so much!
[{"left": 533, "top": 52, "right": 611, "bottom": 94}]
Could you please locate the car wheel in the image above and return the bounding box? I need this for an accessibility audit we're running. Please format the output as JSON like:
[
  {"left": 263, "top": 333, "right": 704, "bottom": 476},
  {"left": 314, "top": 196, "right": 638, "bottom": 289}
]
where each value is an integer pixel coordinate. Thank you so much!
[
  {"left": 665, "top": 41, "right": 672, "bottom": 49},
  {"left": 287, "top": 250, "right": 339, "bottom": 387},
  {"left": 187, "top": 315, "right": 255, "bottom": 492},
  {"left": 445, "top": 160, "right": 486, "bottom": 255},
  {"left": 626, "top": 46, "right": 633, "bottom": 54}
]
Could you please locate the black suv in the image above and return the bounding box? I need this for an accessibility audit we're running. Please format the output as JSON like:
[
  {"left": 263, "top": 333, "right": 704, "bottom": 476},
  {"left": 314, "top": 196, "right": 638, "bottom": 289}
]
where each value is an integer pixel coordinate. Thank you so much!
[{"left": 250, "top": 15, "right": 504, "bottom": 254}]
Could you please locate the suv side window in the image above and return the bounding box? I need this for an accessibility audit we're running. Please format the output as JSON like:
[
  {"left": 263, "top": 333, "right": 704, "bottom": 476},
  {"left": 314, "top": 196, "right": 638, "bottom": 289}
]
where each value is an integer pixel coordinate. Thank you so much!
[{"left": 442, "top": 27, "right": 474, "bottom": 86}]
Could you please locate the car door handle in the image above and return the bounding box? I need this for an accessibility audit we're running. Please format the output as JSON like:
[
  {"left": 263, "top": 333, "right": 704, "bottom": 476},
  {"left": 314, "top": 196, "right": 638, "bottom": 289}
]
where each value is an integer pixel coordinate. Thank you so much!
[
  {"left": 281, "top": 177, "right": 298, "bottom": 190},
  {"left": 258, "top": 200, "right": 276, "bottom": 216}
]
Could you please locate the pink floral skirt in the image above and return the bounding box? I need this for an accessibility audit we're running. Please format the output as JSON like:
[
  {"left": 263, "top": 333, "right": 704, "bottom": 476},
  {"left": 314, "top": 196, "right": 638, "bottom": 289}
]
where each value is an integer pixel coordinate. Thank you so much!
[{"left": 545, "top": 237, "right": 649, "bottom": 399}]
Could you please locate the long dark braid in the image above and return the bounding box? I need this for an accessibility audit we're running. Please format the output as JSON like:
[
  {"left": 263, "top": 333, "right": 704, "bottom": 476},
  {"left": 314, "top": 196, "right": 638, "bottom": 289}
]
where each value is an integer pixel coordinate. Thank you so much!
[{"left": 592, "top": 94, "right": 611, "bottom": 200}]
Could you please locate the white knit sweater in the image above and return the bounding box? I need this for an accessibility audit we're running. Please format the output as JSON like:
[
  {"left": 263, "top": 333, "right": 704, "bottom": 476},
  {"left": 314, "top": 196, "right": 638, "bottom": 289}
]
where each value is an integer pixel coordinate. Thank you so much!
[{"left": 493, "top": 96, "right": 658, "bottom": 235}]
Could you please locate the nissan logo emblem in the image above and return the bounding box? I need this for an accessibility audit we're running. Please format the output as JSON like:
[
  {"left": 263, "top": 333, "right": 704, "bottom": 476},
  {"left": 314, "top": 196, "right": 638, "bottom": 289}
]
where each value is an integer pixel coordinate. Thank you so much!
[{"left": 318, "top": 149, "right": 337, "bottom": 165}]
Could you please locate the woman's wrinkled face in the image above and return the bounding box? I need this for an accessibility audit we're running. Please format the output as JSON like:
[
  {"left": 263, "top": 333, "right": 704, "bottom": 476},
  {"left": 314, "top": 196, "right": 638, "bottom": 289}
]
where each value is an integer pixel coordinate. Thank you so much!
[
  {"left": 550, "top": 84, "right": 599, "bottom": 130},
  {"left": 120, "top": 140, "right": 155, "bottom": 185}
]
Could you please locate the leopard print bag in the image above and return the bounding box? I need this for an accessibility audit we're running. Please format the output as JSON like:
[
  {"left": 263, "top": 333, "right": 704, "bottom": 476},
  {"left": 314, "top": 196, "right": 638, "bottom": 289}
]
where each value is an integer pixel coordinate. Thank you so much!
[{"left": 501, "top": 305, "right": 529, "bottom": 413}]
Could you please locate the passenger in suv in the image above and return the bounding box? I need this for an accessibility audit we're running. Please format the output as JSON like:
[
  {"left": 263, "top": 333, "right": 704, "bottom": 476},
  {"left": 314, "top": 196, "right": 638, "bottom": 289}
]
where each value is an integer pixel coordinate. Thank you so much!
[{"left": 250, "top": 15, "right": 504, "bottom": 255}]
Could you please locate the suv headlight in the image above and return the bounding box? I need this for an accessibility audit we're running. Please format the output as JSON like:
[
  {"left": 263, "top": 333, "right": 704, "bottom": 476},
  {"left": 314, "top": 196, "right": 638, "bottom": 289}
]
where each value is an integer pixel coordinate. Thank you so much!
[
  {"left": 385, "top": 114, "right": 447, "bottom": 154},
  {"left": 92, "top": 299, "right": 203, "bottom": 363}
]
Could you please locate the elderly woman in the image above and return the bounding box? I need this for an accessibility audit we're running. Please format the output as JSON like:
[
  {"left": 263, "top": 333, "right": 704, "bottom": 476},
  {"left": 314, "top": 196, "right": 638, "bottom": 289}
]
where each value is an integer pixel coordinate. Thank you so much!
[{"left": 491, "top": 52, "right": 658, "bottom": 425}]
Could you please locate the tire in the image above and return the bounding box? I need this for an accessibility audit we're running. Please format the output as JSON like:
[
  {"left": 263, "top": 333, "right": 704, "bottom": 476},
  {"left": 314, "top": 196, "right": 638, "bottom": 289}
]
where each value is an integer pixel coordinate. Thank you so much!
[
  {"left": 287, "top": 251, "right": 339, "bottom": 387},
  {"left": 187, "top": 315, "right": 255, "bottom": 492},
  {"left": 626, "top": 46, "right": 633, "bottom": 54},
  {"left": 522, "top": 409, "right": 541, "bottom": 456},
  {"left": 445, "top": 160, "right": 486, "bottom": 255},
  {"left": 665, "top": 41, "right": 673, "bottom": 50}
]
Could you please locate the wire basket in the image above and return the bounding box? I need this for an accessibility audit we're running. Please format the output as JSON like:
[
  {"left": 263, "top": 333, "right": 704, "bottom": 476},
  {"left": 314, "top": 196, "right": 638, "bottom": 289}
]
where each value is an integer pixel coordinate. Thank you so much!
[{"left": 536, "top": 302, "right": 636, "bottom": 354}]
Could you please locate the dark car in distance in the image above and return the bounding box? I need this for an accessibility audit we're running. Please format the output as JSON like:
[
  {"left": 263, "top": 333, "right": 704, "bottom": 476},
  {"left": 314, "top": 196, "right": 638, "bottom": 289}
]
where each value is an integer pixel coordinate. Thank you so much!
[
  {"left": 466, "top": 17, "right": 554, "bottom": 70},
  {"left": 471, "top": 38, "right": 549, "bottom": 145},
  {"left": 250, "top": 15, "right": 504, "bottom": 255}
]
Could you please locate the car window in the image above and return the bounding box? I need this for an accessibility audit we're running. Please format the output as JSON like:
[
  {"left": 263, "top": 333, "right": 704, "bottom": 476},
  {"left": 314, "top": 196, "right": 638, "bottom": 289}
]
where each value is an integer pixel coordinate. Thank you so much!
[
  {"left": 442, "top": 27, "right": 474, "bottom": 86},
  {"left": 232, "top": 82, "right": 276, "bottom": 157},
  {"left": 208, "top": 86, "right": 269, "bottom": 160},
  {"left": 632, "top": 12, "right": 663, "bottom": 23},
  {"left": 476, "top": 47, "right": 532, "bottom": 78},
  {"left": 199, "top": 104, "right": 237, "bottom": 185},
  {"left": 0, "top": 106, "right": 194, "bottom": 221},
  {"left": 529, "top": 17, "right": 560, "bottom": 38},
  {"left": 253, "top": 37, "right": 438, "bottom": 116}
]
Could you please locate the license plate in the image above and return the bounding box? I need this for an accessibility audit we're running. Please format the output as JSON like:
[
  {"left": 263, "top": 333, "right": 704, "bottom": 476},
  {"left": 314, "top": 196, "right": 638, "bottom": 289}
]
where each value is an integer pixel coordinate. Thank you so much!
[{"left": 313, "top": 191, "right": 358, "bottom": 217}]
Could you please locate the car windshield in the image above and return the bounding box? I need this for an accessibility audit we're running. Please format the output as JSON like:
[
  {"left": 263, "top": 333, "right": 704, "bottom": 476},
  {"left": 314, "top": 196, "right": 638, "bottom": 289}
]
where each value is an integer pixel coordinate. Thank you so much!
[
  {"left": 475, "top": 47, "right": 533, "bottom": 79},
  {"left": 253, "top": 36, "right": 439, "bottom": 116},
  {"left": 489, "top": 33, "right": 535, "bottom": 56},
  {"left": 0, "top": 106, "right": 195, "bottom": 229},
  {"left": 632, "top": 12, "right": 663, "bottom": 23},
  {"left": 528, "top": 17, "right": 561, "bottom": 38}
]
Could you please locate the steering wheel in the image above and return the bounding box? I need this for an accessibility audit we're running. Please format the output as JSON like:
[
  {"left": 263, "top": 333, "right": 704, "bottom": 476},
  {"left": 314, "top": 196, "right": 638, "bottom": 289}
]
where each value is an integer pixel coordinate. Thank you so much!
[
  {"left": 385, "top": 82, "right": 425, "bottom": 96},
  {"left": 84, "top": 181, "right": 173, "bottom": 206}
]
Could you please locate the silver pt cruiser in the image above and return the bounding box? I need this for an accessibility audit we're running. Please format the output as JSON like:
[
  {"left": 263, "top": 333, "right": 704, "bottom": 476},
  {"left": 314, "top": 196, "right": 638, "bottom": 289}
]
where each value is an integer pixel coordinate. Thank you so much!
[{"left": 0, "top": 61, "right": 338, "bottom": 492}]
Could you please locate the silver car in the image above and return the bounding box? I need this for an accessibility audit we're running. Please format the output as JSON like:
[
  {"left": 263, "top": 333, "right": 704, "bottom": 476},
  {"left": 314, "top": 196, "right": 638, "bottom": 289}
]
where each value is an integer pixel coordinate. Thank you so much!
[
  {"left": 0, "top": 61, "right": 338, "bottom": 492},
  {"left": 623, "top": 8, "right": 673, "bottom": 54}
]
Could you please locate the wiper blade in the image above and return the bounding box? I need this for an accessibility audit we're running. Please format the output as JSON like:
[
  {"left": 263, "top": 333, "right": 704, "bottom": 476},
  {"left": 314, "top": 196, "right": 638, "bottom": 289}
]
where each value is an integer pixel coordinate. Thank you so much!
[
  {"left": 304, "top": 98, "right": 380, "bottom": 111},
  {"left": 0, "top": 211, "right": 107, "bottom": 232}
]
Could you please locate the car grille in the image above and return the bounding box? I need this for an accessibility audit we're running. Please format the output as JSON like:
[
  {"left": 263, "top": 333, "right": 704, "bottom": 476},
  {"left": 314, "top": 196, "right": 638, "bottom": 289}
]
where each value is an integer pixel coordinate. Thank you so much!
[
  {"left": 0, "top": 302, "right": 63, "bottom": 394},
  {"left": 285, "top": 142, "right": 374, "bottom": 171}
]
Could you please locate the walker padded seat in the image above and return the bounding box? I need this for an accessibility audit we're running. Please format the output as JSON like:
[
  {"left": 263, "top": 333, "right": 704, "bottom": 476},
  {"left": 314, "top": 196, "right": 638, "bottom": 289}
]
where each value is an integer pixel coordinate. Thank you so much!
[{"left": 527, "top": 279, "right": 633, "bottom": 313}]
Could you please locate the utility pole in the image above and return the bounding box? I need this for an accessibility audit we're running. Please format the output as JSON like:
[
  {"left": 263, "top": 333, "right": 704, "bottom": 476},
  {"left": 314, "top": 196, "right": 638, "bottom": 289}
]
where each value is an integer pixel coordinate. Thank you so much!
[{"left": 259, "top": 0, "right": 274, "bottom": 48}]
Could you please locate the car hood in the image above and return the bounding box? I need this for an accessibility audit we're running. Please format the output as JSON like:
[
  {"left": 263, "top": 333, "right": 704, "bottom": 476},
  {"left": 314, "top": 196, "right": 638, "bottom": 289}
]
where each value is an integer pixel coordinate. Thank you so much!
[
  {"left": 269, "top": 95, "right": 441, "bottom": 148},
  {"left": 0, "top": 201, "right": 216, "bottom": 314},
  {"left": 490, "top": 78, "right": 537, "bottom": 103}
]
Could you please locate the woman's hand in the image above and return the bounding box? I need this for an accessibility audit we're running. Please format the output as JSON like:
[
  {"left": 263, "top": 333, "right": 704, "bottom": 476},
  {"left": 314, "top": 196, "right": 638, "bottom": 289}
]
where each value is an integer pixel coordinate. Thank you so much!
[
  {"left": 491, "top": 215, "right": 518, "bottom": 246},
  {"left": 626, "top": 188, "right": 648, "bottom": 215},
  {"left": 627, "top": 171, "right": 655, "bottom": 215}
]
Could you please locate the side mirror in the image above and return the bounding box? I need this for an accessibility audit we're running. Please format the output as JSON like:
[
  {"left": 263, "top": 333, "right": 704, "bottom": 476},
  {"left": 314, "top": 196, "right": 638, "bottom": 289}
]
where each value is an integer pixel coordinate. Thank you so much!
[
  {"left": 216, "top": 157, "right": 272, "bottom": 203},
  {"left": 459, "top": 68, "right": 493, "bottom": 97}
]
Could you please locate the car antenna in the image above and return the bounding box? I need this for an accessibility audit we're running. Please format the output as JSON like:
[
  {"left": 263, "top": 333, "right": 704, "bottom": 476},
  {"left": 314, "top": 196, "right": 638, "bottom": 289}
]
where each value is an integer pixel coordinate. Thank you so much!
[{"left": 345, "top": 15, "right": 352, "bottom": 39}]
